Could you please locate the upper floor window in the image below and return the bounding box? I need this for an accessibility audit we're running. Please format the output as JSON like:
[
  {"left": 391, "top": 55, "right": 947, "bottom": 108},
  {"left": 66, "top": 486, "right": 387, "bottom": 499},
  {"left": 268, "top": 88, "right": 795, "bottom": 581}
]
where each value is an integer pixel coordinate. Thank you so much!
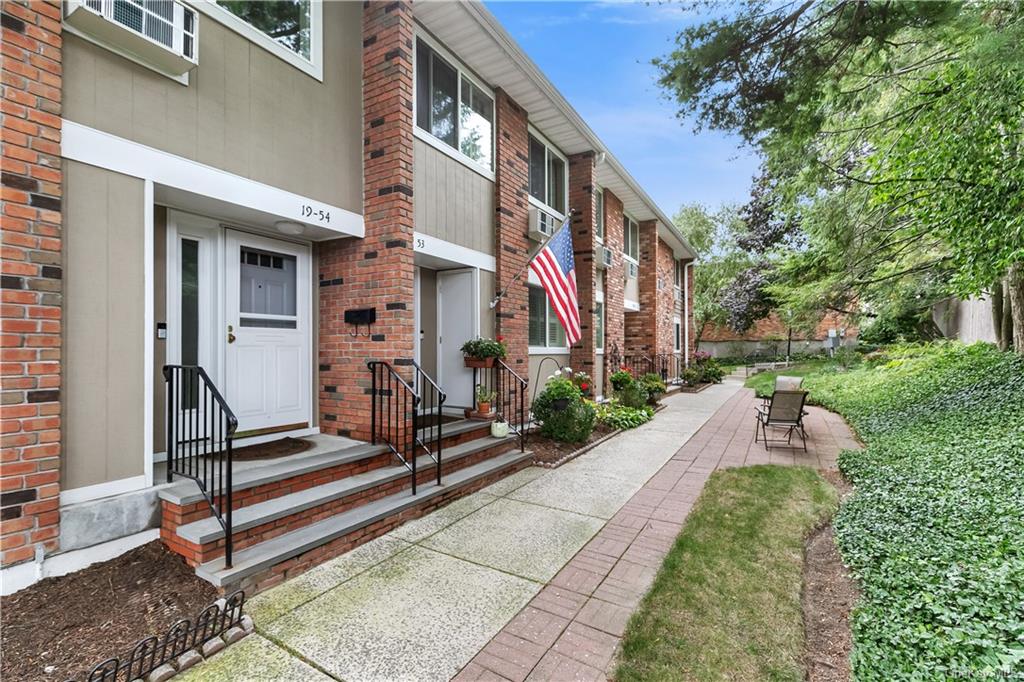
[
  {"left": 415, "top": 38, "right": 494, "bottom": 171},
  {"left": 197, "top": 0, "right": 323, "bottom": 79},
  {"left": 674, "top": 259, "right": 683, "bottom": 289},
  {"left": 595, "top": 188, "right": 605, "bottom": 242},
  {"left": 624, "top": 215, "right": 639, "bottom": 262},
  {"left": 218, "top": 0, "right": 312, "bottom": 60},
  {"left": 529, "top": 132, "right": 567, "bottom": 216}
]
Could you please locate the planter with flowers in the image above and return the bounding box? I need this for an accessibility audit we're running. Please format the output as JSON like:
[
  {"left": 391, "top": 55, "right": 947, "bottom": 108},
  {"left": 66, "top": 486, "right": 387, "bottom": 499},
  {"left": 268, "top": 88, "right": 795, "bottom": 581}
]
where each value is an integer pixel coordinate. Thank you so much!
[
  {"left": 468, "top": 385, "right": 497, "bottom": 420},
  {"left": 460, "top": 337, "right": 507, "bottom": 369}
]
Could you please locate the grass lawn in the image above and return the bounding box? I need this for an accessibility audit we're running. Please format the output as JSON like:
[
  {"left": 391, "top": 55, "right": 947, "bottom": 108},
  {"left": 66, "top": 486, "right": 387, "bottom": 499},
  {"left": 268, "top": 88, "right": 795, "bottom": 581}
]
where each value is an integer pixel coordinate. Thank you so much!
[
  {"left": 615, "top": 465, "right": 838, "bottom": 682},
  {"left": 743, "top": 359, "right": 835, "bottom": 397}
]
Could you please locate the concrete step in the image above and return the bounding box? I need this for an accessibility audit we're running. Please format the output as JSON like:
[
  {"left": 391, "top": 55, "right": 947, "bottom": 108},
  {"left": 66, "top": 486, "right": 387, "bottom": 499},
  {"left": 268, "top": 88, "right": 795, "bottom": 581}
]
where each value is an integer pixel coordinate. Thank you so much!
[
  {"left": 159, "top": 441, "right": 389, "bottom": 507},
  {"left": 175, "top": 434, "right": 518, "bottom": 545},
  {"left": 196, "top": 449, "right": 533, "bottom": 588}
]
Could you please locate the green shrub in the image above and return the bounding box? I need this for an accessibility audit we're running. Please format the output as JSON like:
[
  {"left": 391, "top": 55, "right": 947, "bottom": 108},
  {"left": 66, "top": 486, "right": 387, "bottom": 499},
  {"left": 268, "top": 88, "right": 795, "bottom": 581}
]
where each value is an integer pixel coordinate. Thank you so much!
[
  {"left": 596, "top": 402, "right": 654, "bottom": 430},
  {"left": 616, "top": 382, "right": 649, "bottom": 409},
  {"left": 610, "top": 369, "right": 634, "bottom": 392},
  {"left": 681, "top": 367, "right": 701, "bottom": 387},
  {"left": 699, "top": 358, "right": 726, "bottom": 383},
  {"left": 532, "top": 377, "right": 595, "bottom": 443},
  {"left": 459, "top": 337, "right": 507, "bottom": 359},
  {"left": 802, "top": 343, "right": 1024, "bottom": 678},
  {"left": 639, "top": 373, "right": 666, "bottom": 404}
]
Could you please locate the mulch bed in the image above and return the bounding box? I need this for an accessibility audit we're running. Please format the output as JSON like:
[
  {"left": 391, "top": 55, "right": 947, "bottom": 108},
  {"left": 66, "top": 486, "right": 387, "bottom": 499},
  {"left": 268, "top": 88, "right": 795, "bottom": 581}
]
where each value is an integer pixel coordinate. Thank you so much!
[
  {"left": 1, "top": 541, "right": 218, "bottom": 682},
  {"left": 803, "top": 471, "right": 857, "bottom": 682},
  {"left": 528, "top": 423, "right": 616, "bottom": 466},
  {"left": 231, "top": 436, "right": 312, "bottom": 461},
  {"left": 677, "top": 381, "right": 714, "bottom": 393}
]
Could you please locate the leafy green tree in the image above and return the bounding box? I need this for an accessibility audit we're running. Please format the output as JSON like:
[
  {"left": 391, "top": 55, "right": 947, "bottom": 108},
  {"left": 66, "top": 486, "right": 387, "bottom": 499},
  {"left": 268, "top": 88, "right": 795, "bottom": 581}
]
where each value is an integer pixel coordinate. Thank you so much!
[{"left": 657, "top": 1, "right": 1024, "bottom": 352}]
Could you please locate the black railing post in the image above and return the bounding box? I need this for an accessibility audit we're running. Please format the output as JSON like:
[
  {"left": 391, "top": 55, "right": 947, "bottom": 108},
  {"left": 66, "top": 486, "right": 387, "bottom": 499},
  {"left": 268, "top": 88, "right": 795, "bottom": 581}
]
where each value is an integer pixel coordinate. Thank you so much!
[
  {"left": 165, "top": 368, "right": 174, "bottom": 483},
  {"left": 370, "top": 362, "right": 377, "bottom": 445},
  {"left": 224, "top": 435, "right": 233, "bottom": 569}
]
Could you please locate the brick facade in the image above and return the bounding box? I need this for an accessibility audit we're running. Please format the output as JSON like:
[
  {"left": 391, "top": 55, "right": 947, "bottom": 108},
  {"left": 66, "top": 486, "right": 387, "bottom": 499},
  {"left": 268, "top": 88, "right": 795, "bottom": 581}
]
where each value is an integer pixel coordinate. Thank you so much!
[
  {"left": 601, "top": 190, "right": 625, "bottom": 390},
  {"left": 700, "top": 309, "right": 859, "bottom": 343},
  {"left": 317, "top": 0, "right": 416, "bottom": 441},
  {"left": 654, "top": 236, "right": 676, "bottom": 357},
  {"left": 1, "top": 0, "right": 63, "bottom": 568},
  {"left": 625, "top": 225, "right": 679, "bottom": 361},
  {"left": 686, "top": 261, "right": 696, "bottom": 362},
  {"left": 568, "top": 152, "right": 597, "bottom": 379},
  {"left": 493, "top": 89, "right": 531, "bottom": 376}
]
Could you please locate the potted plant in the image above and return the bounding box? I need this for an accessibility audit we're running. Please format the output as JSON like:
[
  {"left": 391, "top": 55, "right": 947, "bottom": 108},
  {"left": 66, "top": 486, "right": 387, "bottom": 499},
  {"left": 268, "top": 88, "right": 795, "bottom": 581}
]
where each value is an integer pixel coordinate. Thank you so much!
[
  {"left": 490, "top": 420, "right": 510, "bottom": 438},
  {"left": 475, "top": 385, "right": 496, "bottom": 414},
  {"left": 461, "top": 337, "right": 507, "bottom": 368}
]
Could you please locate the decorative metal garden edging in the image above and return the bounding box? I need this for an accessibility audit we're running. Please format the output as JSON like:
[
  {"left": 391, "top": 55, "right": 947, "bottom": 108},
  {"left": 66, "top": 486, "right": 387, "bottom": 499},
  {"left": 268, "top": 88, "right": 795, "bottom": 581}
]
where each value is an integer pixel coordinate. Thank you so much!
[{"left": 65, "top": 591, "right": 249, "bottom": 682}]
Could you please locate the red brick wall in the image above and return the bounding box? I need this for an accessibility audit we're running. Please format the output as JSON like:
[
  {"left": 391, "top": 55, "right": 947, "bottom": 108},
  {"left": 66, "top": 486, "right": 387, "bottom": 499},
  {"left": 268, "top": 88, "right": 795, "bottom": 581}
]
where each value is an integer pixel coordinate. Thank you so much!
[
  {"left": 602, "top": 190, "right": 625, "bottom": 388},
  {"left": 654, "top": 236, "right": 675, "bottom": 357},
  {"left": 701, "top": 309, "right": 859, "bottom": 343},
  {"left": 1, "top": 0, "right": 63, "bottom": 567},
  {"left": 568, "top": 152, "right": 596, "bottom": 378},
  {"left": 318, "top": 0, "right": 415, "bottom": 440},
  {"left": 493, "top": 89, "right": 530, "bottom": 378},
  {"left": 686, "top": 261, "right": 696, "bottom": 363},
  {"left": 624, "top": 220, "right": 659, "bottom": 355}
]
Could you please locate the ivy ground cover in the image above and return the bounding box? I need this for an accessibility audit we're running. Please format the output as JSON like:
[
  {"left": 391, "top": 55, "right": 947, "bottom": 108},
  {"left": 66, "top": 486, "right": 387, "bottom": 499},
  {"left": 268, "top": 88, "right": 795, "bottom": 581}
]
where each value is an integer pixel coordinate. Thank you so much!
[{"left": 805, "top": 343, "right": 1024, "bottom": 679}]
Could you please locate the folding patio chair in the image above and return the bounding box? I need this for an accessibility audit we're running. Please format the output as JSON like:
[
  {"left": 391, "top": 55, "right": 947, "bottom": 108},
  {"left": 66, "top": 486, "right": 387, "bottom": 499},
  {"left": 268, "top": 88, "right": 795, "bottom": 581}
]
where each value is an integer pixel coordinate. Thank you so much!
[
  {"left": 754, "top": 389, "right": 808, "bottom": 451},
  {"left": 760, "top": 375, "right": 804, "bottom": 409}
]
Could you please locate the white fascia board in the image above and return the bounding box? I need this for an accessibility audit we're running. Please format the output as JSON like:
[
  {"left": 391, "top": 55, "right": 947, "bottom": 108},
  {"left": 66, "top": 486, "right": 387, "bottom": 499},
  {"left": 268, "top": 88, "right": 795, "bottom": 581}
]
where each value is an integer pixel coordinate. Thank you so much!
[{"left": 61, "top": 120, "right": 363, "bottom": 238}]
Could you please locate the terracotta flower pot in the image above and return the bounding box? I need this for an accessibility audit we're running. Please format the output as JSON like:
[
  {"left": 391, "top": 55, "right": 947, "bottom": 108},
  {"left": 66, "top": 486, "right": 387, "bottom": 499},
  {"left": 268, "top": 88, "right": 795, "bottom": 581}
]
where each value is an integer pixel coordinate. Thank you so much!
[
  {"left": 477, "top": 401, "right": 491, "bottom": 413},
  {"left": 464, "top": 356, "right": 496, "bottom": 369}
]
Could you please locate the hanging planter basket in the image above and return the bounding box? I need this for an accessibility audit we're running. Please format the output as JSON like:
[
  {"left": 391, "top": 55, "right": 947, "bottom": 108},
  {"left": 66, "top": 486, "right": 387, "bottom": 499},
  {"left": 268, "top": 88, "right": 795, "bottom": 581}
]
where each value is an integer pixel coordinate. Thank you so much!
[
  {"left": 551, "top": 397, "right": 570, "bottom": 412},
  {"left": 464, "top": 356, "right": 496, "bottom": 369}
]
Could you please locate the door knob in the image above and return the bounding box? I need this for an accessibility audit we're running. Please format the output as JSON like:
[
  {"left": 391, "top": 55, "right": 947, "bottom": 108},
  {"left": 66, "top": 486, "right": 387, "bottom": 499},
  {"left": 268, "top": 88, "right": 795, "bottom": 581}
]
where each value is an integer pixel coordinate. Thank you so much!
[{"left": 227, "top": 324, "right": 236, "bottom": 344}]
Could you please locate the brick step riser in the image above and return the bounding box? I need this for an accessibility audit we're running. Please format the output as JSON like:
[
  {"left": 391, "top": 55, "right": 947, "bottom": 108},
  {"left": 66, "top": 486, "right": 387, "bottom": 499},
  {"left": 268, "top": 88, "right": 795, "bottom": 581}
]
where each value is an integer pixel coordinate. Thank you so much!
[
  {"left": 163, "top": 425, "right": 497, "bottom": 527},
  {"left": 232, "top": 457, "right": 531, "bottom": 597},
  {"left": 162, "top": 438, "right": 520, "bottom": 566}
]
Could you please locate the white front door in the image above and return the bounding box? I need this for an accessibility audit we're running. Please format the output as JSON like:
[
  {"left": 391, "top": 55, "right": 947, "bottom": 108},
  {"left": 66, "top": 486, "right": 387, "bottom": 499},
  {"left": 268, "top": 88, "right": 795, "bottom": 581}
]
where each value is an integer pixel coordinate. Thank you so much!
[
  {"left": 224, "top": 230, "right": 311, "bottom": 435},
  {"left": 437, "top": 268, "right": 478, "bottom": 409}
]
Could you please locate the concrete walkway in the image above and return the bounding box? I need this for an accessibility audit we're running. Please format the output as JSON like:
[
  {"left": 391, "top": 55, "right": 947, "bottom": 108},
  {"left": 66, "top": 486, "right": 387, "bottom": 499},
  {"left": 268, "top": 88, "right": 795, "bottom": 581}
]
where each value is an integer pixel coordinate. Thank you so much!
[
  {"left": 178, "top": 380, "right": 741, "bottom": 681},
  {"left": 179, "top": 380, "right": 858, "bottom": 681}
]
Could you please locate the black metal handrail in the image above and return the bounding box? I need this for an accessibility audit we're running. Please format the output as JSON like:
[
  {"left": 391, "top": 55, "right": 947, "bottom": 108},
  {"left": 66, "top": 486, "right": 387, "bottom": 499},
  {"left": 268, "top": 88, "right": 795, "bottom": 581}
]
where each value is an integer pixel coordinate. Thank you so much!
[
  {"left": 412, "top": 360, "right": 445, "bottom": 486},
  {"left": 473, "top": 359, "right": 527, "bottom": 452},
  {"left": 368, "top": 360, "right": 422, "bottom": 494},
  {"left": 163, "top": 365, "right": 238, "bottom": 568}
]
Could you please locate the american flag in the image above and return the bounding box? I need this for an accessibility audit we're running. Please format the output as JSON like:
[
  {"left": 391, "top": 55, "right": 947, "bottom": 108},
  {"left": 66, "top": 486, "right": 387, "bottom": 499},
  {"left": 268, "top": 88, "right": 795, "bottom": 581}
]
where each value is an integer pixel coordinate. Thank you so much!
[{"left": 530, "top": 220, "right": 581, "bottom": 346}]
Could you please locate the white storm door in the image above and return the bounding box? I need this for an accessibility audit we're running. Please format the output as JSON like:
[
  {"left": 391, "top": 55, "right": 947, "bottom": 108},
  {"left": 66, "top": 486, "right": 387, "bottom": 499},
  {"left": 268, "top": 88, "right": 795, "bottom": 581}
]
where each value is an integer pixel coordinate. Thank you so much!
[
  {"left": 224, "top": 230, "right": 311, "bottom": 434},
  {"left": 437, "top": 268, "right": 479, "bottom": 409}
]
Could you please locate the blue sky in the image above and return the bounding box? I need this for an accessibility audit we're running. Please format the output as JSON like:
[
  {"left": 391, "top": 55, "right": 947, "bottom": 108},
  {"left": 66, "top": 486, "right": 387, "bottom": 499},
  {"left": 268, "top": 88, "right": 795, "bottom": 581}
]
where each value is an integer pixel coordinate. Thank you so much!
[{"left": 485, "top": 1, "right": 760, "bottom": 218}]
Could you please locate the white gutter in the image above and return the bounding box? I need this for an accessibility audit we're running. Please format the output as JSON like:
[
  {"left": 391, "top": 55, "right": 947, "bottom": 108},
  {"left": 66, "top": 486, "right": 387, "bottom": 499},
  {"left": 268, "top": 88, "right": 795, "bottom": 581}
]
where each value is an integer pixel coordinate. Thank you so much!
[{"left": 463, "top": 1, "right": 698, "bottom": 260}]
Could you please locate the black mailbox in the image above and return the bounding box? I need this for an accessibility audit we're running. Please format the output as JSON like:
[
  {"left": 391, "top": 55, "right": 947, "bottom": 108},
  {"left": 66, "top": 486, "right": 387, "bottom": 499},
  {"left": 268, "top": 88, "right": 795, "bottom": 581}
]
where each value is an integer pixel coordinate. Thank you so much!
[{"left": 344, "top": 308, "right": 376, "bottom": 325}]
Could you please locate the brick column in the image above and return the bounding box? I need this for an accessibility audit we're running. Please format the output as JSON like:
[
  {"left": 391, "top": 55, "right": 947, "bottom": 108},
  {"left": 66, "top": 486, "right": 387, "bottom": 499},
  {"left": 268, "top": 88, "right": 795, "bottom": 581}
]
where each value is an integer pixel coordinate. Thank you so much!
[
  {"left": 493, "top": 89, "right": 530, "bottom": 377},
  {"left": 625, "top": 220, "right": 659, "bottom": 356},
  {"left": 1, "top": 0, "right": 63, "bottom": 567},
  {"left": 602, "top": 190, "right": 625, "bottom": 392},
  {"left": 318, "top": 0, "right": 415, "bottom": 440},
  {"left": 568, "top": 152, "right": 597, "bottom": 379},
  {"left": 654, "top": 236, "right": 676, "bottom": 357},
  {"left": 686, "top": 259, "right": 696, "bottom": 363}
]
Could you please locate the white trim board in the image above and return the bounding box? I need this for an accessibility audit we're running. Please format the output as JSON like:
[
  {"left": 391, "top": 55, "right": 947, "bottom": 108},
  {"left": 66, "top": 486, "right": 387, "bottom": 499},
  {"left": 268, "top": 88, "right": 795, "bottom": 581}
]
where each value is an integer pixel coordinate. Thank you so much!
[
  {"left": 143, "top": 180, "right": 155, "bottom": 486},
  {"left": 1, "top": 529, "right": 159, "bottom": 596},
  {"left": 413, "top": 232, "right": 495, "bottom": 272},
  {"left": 60, "top": 475, "right": 150, "bottom": 506},
  {"left": 61, "top": 120, "right": 363, "bottom": 239}
]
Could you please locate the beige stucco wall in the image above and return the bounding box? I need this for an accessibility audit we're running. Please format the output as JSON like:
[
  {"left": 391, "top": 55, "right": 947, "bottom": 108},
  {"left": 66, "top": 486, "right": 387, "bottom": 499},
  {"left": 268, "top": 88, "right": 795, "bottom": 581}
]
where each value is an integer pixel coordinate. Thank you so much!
[
  {"left": 62, "top": 1, "right": 363, "bottom": 213},
  {"left": 528, "top": 353, "right": 571, "bottom": 394},
  {"left": 413, "top": 139, "right": 494, "bottom": 253},
  {"left": 63, "top": 161, "right": 146, "bottom": 490},
  {"left": 624, "top": 272, "right": 639, "bottom": 306}
]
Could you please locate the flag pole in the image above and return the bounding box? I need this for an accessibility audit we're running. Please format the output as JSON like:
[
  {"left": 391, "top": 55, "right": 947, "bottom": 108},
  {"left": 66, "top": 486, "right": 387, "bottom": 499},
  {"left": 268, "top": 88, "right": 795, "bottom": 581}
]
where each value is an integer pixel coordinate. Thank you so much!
[{"left": 489, "top": 208, "right": 576, "bottom": 310}]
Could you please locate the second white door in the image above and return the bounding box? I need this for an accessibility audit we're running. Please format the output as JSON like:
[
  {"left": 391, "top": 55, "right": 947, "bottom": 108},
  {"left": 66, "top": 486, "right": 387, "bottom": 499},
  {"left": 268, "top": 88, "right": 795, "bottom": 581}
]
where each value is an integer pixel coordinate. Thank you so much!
[{"left": 437, "top": 269, "right": 478, "bottom": 409}]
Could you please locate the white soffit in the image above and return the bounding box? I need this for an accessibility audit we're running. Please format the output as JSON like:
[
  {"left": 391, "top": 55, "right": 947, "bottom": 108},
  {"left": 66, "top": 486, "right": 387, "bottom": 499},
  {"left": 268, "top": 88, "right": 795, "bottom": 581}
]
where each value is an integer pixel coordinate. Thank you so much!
[{"left": 413, "top": 0, "right": 696, "bottom": 260}]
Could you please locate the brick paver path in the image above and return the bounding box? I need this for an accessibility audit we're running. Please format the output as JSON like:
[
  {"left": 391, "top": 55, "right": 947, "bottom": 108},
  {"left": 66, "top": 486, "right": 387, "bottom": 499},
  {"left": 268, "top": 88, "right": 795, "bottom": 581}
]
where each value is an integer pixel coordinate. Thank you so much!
[{"left": 455, "top": 387, "right": 861, "bottom": 681}]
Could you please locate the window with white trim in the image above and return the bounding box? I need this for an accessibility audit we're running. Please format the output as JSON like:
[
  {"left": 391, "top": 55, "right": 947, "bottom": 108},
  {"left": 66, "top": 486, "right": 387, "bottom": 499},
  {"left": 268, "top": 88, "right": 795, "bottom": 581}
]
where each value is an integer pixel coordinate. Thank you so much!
[
  {"left": 415, "top": 38, "right": 494, "bottom": 170},
  {"left": 528, "top": 285, "right": 567, "bottom": 349},
  {"left": 529, "top": 132, "right": 567, "bottom": 216},
  {"left": 674, "top": 316, "right": 682, "bottom": 352},
  {"left": 674, "top": 259, "right": 683, "bottom": 289},
  {"left": 595, "top": 188, "right": 605, "bottom": 242},
  {"left": 217, "top": 0, "right": 312, "bottom": 60},
  {"left": 624, "top": 215, "right": 639, "bottom": 262}
]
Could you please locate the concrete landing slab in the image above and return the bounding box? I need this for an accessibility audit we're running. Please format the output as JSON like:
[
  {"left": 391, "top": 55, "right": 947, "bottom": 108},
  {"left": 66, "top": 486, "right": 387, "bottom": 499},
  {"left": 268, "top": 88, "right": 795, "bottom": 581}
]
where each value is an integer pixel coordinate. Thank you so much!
[
  {"left": 246, "top": 533, "right": 412, "bottom": 626},
  {"left": 175, "top": 634, "right": 332, "bottom": 682},
  {"left": 422, "top": 497, "right": 605, "bottom": 582},
  {"left": 507, "top": 469, "right": 643, "bottom": 520},
  {"left": 263, "top": 545, "right": 537, "bottom": 682}
]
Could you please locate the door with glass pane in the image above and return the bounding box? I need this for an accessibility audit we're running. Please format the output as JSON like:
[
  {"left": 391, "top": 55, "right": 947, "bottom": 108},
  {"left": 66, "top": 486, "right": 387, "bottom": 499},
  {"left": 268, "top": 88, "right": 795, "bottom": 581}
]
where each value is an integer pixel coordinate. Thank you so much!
[{"left": 224, "top": 230, "right": 310, "bottom": 435}]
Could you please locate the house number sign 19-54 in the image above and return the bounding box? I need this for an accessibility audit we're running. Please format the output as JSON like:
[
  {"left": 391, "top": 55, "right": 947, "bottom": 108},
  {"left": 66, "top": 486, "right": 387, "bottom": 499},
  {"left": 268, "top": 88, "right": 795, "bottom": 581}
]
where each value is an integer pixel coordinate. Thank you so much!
[{"left": 301, "top": 204, "right": 331, "bottom": 223}]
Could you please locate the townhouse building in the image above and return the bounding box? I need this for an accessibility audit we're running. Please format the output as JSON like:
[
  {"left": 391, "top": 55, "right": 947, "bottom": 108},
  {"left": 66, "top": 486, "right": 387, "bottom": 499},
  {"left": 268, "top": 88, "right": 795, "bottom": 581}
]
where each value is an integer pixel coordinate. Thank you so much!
[{"left": 1, "top": 0, "right": 695, "bottom": 594}]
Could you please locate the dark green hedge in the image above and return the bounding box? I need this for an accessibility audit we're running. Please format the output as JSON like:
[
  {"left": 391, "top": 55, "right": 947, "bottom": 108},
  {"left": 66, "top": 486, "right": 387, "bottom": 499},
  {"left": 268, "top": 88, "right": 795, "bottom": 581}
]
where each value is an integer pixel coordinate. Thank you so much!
[{"left": 805, "top": 343, "right": 1024, "bottom": 679}]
